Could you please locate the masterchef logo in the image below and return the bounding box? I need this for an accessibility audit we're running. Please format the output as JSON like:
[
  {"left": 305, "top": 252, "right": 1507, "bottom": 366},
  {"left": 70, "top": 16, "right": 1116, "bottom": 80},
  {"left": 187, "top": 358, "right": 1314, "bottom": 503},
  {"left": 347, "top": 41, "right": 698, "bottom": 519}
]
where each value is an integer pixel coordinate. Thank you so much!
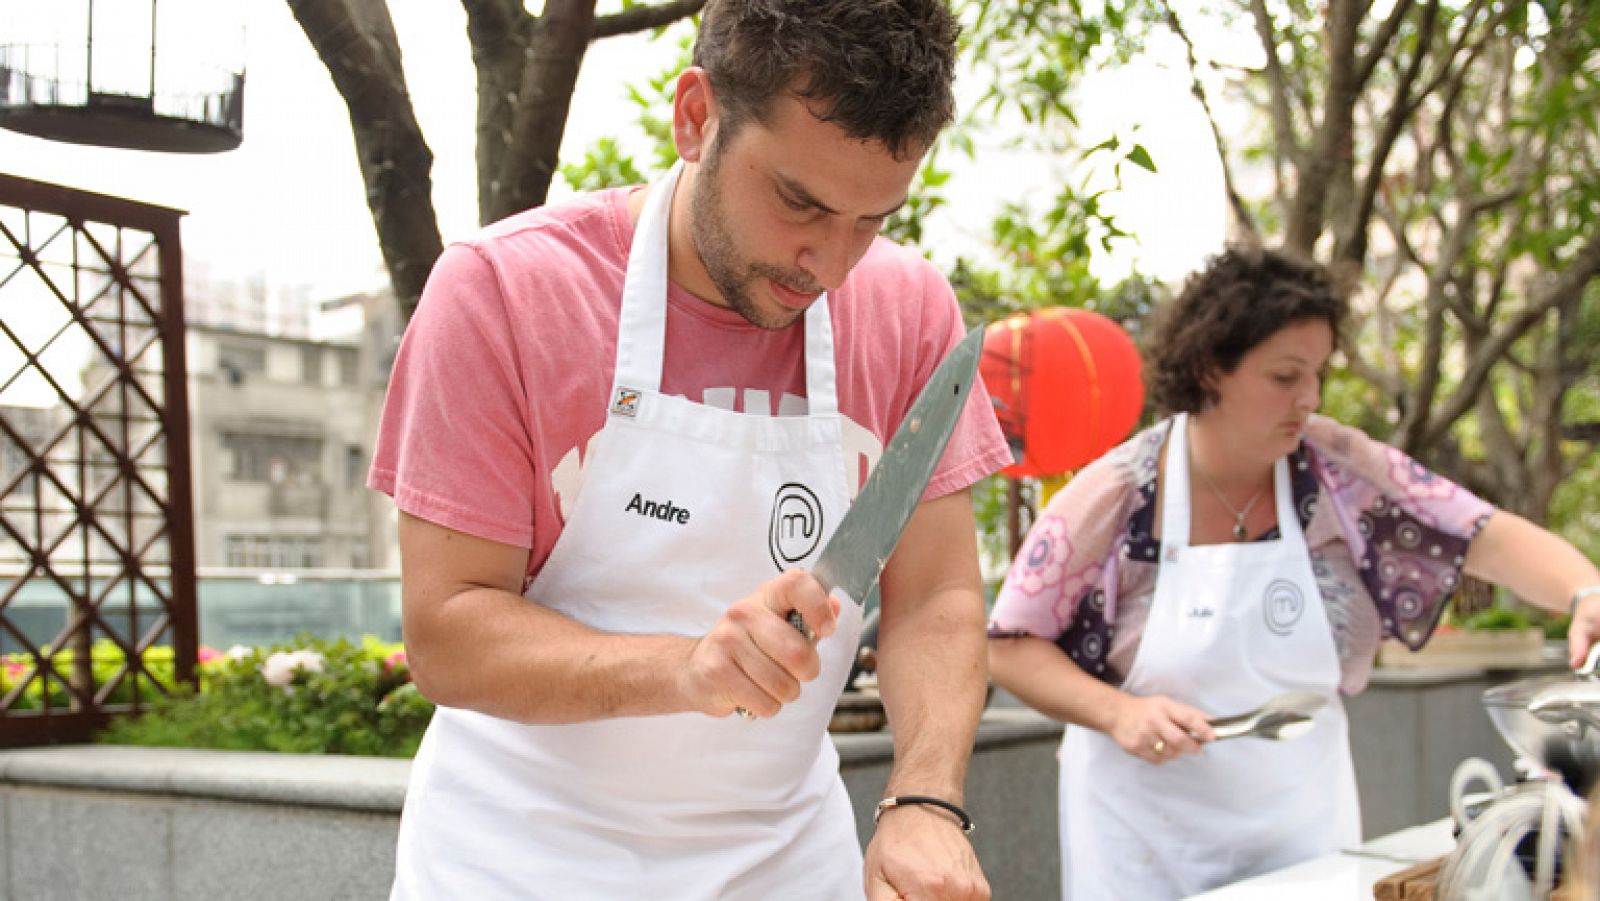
[
  {"left": 1263, "top": 579, "right": 1306, "bottom": 635},
  {"left": 769, "top": 483, "right": 822, "bottom": 571}
]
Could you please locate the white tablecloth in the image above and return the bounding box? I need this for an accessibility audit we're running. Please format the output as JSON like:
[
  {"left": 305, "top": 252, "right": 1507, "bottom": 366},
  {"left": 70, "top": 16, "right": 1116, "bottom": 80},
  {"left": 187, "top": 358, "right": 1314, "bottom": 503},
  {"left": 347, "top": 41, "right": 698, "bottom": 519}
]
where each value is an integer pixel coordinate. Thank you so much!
[{"left": 1187, "top": 818, "right": 1456, "bottom": 899}]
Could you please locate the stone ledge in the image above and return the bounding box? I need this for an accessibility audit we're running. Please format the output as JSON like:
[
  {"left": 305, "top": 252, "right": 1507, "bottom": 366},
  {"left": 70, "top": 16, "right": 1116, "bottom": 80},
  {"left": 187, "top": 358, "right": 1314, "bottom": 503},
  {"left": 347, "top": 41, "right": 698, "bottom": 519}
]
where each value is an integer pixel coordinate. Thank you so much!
[
  {"left": 0, "top": 745, "right": 411, "bottom": 813},
  {"left": 0, "top": 709, "right": 1063, "bottom": 811},
  {"left": 834, "top": 707, "right": 1062, "bottom": 765}
]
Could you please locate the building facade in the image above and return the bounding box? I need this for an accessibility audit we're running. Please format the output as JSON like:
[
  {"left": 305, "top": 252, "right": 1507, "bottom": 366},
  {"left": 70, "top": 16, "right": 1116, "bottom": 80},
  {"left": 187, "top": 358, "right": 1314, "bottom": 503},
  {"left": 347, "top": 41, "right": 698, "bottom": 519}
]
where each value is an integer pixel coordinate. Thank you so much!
[{"left": 184, "top": 284, "right": 398, "bottom": 574}]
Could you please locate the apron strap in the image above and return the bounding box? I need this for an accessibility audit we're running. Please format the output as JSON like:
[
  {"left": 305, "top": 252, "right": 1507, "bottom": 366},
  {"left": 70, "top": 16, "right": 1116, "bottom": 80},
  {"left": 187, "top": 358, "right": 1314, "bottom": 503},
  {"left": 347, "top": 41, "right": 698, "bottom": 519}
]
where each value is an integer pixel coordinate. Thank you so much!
[
  {"left": 801, "top": 302, "right": 837, "bottom": 417},
  {"left": 612, "top": 163, "right": 679, "bottom": 395},
  {"left": 1162, "top": 414, "right": 1194, "bottom": 551}
]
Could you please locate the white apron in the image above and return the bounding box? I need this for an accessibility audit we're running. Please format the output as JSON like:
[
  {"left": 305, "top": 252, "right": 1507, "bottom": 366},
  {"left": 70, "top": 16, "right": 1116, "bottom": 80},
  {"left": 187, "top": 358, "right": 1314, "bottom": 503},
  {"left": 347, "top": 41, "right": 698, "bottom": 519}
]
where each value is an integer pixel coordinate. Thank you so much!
[
  {"left": 1059, "top": 413, "right": 1360, "bottom": 900},
  {"left": 392, "top": 162, "right": 865, "bottom": 900}
]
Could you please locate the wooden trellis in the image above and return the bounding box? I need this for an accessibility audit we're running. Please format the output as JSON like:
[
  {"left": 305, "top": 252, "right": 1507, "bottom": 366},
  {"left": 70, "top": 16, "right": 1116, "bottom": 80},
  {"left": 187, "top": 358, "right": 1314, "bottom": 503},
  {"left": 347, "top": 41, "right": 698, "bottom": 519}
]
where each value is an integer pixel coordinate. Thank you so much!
[{"left": 0, "top": 173, "right": 195, "bottom": 745}]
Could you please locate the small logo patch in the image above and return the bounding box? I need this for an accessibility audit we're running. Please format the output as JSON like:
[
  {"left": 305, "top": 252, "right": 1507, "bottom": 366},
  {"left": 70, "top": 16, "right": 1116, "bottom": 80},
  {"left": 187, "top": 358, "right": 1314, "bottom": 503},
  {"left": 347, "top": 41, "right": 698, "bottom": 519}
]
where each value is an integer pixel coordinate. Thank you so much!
[
  {"left": 769, "top": 483, "right": 823, "bottom": 571},
  {"left": 1263, "top": 579, "right": 1306, "bottom": 635},
  {"left": 610, "top": 387, "right": 642, "bottom": 417}
]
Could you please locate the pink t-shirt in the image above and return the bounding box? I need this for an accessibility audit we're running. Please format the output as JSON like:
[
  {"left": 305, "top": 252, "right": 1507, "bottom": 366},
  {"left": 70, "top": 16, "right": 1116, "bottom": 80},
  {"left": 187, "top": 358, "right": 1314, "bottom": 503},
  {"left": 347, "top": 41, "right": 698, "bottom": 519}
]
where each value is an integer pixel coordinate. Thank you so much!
[{"left": 370, "top": 187, "right": 1011, "bottom": 585}]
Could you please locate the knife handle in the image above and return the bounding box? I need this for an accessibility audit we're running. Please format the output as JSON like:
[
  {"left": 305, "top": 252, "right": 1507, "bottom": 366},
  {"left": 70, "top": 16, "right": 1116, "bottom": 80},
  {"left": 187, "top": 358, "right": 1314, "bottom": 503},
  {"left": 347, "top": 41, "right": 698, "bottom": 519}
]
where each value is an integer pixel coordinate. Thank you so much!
[{"left": 786, "top": 610, "right": 816, "bottom": 643}]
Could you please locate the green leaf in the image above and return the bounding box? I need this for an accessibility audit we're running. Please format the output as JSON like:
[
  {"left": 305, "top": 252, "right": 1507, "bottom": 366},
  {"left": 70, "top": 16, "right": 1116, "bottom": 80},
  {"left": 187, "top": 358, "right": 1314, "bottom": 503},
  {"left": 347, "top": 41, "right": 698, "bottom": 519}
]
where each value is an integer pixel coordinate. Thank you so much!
[{"left": 1126, "top": 143, "right": 1157, "bottom": 173}]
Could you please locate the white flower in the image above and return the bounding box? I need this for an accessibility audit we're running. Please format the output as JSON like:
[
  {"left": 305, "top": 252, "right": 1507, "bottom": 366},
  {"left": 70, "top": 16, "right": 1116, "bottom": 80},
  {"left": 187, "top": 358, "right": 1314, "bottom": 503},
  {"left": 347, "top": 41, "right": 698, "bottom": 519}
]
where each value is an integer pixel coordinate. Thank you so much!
[
  {"left": 259, "top": 649, "right": 327, "bottom": 688},
  {"left": 226, "top": 645, "right": 252, "bottom": 661}
]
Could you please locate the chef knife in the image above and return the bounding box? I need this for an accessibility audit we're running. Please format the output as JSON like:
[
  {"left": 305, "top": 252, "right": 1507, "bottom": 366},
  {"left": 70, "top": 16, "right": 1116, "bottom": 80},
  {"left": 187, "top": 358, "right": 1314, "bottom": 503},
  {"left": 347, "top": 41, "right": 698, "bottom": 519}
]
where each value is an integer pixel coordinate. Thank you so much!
[{"left": 788, "top": 324, "right": 985, "bottom": 637}]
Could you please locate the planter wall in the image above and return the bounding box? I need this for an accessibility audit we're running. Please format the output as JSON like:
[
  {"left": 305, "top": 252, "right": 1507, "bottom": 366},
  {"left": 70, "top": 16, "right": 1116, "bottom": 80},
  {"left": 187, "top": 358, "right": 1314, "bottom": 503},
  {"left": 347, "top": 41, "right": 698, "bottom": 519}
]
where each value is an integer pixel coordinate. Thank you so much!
[{"left": 0, "top": 709, "right": 1063, "bottom": 901}]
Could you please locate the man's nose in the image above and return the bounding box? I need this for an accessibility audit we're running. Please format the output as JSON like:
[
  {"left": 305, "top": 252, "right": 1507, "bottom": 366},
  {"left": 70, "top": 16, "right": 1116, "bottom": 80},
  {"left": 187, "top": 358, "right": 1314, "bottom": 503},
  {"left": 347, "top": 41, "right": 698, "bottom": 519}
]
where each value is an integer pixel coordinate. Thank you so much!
[{"left": 798, "top": 223, "right": 870, "bottom": 291}]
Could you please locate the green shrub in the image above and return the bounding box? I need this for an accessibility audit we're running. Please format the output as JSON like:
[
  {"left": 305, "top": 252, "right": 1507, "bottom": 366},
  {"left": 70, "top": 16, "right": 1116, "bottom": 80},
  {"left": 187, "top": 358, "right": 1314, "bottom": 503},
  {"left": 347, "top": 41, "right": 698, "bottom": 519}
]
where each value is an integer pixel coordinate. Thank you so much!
[
  {"left": 1460, "top": 606, "right": 1534, "bottom": 632},
  {"left": 98, "top": 635, "right": 433, "bottom": 758},
  {"left": 1, "top": 640, "right": 176, "bottom": 711}
]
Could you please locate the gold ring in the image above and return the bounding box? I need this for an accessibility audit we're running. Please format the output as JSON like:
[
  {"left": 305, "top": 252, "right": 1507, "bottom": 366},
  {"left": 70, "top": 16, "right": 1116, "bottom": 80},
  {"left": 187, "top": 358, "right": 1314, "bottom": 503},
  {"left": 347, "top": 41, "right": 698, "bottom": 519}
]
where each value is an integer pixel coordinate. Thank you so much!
[
  {"left": 1152, "top": 739, "right": 1167, "bottom": 754},
  {"left": 735, "top": 707, "right": 756, "bottom": 720}
]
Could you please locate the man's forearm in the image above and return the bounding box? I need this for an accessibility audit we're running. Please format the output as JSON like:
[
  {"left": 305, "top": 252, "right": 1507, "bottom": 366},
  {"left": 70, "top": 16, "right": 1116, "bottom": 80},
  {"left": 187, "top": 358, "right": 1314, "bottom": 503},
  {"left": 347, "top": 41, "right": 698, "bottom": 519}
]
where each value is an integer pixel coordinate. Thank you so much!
[
  {"left": 406, "top": 584, "right": 700, "bottom": 724},
  {"left": 874, "top": 585, "right": 989, "bottom": 801}
]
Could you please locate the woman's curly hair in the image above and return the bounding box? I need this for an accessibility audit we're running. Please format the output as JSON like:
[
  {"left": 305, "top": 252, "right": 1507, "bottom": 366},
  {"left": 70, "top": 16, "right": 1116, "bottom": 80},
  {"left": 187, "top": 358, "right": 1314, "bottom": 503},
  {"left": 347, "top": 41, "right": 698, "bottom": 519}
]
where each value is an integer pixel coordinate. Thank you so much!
[{"left": 1144, "top": 246, "right": 1348, "bottom": 415}]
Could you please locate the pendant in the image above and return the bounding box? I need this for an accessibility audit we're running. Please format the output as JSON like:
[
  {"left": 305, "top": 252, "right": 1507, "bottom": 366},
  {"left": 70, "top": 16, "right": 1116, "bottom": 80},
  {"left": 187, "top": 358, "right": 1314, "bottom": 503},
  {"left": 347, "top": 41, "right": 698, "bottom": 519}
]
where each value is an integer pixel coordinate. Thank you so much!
[{"left": 1232, "top": 518, "right": 1248, "bottom": 541}]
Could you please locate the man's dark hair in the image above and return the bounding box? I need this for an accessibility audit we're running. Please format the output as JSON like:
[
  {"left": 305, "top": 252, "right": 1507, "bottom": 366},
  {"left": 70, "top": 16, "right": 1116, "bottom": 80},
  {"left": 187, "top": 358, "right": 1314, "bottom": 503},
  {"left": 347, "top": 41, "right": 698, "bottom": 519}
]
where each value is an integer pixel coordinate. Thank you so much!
[
  {"left": 692, "top": 0, "right": 959, "bottom": 160},
  {"left": 1143, "top": 246, "right": 1349, "bottom": 415}
]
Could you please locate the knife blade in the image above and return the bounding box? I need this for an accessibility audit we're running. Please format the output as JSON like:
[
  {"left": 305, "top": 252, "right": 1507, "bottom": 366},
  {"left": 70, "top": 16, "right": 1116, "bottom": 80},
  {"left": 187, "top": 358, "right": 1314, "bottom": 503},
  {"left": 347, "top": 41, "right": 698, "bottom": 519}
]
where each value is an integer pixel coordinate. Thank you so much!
[{"left": 789, "top": 325, "right": 985, "bottom": 638}]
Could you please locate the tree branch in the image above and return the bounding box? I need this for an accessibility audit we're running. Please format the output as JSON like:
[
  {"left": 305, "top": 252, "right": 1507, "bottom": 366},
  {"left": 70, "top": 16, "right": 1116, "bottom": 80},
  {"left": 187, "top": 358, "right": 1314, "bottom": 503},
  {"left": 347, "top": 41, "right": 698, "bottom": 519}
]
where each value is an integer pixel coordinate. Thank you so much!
[
  {"left": 1336, "top": 0, "right": 1438, "bottom": 268},
  {"left": 1421, "top": 226, "right": 1600, "bottom": 448},
  {"left": 1248, "top": 0, "right": 1302, "bottom": 170},
  {"left": 1353, "top": 0, "right": 1415, "bottom": 92},
  {"left": 1159, "top": 1, "right": 1258, "bottom": 240},
  {"left": 1397, "top": 201, "right": 1476, "bottom": 450},
  {"left": 1284, "top": 0, "right": 1363, "bottom": 254},
  {"left": 592, "top": 0, "right": 705, "bottom": 39}
]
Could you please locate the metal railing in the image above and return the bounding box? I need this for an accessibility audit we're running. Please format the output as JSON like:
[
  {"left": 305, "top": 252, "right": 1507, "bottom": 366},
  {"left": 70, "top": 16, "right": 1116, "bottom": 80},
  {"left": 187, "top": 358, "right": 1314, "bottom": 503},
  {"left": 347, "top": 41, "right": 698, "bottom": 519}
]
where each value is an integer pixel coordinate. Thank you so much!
[
  {"left": 0, "top": 43, "right": 243, "bottom": 133},
  {"left": 0, "top": 44, "right": 243, "bottom": 152}
]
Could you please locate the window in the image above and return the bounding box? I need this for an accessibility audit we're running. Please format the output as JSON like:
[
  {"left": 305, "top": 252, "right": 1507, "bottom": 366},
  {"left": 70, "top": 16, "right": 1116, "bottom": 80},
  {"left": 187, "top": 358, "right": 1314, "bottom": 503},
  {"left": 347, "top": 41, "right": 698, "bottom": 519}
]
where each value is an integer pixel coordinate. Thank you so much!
[
  {"left": 337, "top": 348, "right": 358, "bottom": 386},
  {"left": 345, "top": 444, "right": 364, "bottom": 489},
  {"left": 218, "top": 344, "right": 265, "bottom": 380},
  {"left": 220, "top": 432, "right": 322, "bottom": 484},
  {"left": 301, "top": 346, "right": 324, "bottom": 385}
]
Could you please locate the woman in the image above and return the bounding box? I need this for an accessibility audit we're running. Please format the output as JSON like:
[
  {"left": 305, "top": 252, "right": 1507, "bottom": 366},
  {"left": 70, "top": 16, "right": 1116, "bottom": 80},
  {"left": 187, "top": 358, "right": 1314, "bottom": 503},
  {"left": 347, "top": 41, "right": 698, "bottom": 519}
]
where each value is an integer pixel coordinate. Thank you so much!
[{"left": 986, "top": 246, "right": 1600, "bottom": 899}]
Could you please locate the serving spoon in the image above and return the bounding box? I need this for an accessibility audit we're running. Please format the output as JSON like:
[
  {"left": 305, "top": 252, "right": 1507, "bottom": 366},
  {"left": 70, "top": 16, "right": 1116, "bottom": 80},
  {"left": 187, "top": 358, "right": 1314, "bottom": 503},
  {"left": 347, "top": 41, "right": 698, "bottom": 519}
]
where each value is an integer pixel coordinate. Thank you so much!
[
  {"left": 1528, "top": 678, "right": 1600, "bottom": 734},
  {"left": 1208, "top": 690, "right": 1326, "bottom": 742},
  {"left": 1525, "top": 644, "right": 1600, "bottom": 734}
]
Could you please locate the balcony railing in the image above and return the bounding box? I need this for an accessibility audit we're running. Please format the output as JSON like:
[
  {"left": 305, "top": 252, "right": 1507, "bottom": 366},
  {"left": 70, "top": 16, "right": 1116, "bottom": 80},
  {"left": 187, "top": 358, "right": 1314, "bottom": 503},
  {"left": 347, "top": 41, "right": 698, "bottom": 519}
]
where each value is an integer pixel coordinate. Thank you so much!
[{"left": 0, "top": 43, "right": 243, "bottom": 153}]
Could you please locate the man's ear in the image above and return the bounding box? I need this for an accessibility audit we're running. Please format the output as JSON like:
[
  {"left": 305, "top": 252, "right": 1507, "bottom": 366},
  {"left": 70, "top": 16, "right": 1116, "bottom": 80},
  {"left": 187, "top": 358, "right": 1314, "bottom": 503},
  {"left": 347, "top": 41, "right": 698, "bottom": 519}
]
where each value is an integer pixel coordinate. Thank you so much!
[{"left": 672, "top": 68, "right": 718, "bottom": 163}]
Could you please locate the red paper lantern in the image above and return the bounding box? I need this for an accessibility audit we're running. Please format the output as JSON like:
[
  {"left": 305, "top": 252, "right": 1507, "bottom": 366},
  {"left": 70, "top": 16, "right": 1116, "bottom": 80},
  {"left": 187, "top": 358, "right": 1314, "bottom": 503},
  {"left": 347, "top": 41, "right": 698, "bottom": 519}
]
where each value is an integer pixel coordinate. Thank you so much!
[{"left": 981, "top": 308, "right": 1144, "bottom": 478}]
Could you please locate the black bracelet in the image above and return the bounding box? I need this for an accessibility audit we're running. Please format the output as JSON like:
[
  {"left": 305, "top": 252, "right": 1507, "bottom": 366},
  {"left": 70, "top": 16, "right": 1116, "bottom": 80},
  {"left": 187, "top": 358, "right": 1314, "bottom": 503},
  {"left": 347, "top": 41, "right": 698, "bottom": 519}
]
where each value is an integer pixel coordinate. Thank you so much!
[{"left": 873, "top": 795, "right": 975, "bottom": 835}]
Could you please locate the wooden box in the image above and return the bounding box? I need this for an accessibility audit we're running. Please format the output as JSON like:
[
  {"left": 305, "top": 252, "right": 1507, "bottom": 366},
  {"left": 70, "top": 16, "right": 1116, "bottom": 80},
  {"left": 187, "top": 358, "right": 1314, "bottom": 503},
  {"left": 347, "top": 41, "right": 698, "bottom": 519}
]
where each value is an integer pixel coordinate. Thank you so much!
[{"left": 1378, "top": 628, "right": 1547, "bottom": 671}]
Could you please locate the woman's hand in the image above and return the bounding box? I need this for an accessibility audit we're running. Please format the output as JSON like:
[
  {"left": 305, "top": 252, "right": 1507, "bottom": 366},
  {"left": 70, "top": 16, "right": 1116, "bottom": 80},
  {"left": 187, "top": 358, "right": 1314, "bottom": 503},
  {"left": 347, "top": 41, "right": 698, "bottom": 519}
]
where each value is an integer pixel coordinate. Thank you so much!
[{"left": 1108, "top": 694, "right": 1216, "bottom": 764}]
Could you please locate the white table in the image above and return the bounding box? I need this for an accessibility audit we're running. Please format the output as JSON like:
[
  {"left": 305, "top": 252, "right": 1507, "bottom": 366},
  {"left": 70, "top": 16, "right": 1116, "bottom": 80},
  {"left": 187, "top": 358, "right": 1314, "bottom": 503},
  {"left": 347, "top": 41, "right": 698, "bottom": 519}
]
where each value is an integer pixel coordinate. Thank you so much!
[{"left": 1187, "top": 818, "right": 1456, "bottom": 899}]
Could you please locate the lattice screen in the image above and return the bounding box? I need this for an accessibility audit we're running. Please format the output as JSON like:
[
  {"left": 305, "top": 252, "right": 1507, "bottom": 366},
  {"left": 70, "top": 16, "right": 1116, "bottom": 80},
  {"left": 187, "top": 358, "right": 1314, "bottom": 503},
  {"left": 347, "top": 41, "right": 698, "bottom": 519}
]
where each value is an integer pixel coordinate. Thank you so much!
[{"left": 0, "top": 174, "right": 196, "bottom": 745}]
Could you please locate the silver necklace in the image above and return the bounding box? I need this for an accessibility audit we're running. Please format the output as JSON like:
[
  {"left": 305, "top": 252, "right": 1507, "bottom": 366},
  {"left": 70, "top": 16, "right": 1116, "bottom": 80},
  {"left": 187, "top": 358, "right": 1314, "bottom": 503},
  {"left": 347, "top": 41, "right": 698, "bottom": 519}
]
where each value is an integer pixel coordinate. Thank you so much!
[{"left": 1194, "top": 463, "right": 1267, "bottom": 541}]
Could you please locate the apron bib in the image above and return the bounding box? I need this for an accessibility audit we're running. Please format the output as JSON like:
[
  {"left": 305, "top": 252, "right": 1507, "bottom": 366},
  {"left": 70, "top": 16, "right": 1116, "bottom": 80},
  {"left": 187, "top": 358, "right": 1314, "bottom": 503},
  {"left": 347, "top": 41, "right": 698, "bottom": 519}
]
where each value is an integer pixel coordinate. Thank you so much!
[
  {"left": 392, "top": 162, "right": 865, "bottom": 900},
  {"left": 1059, "top": 413, "right": 1359, "bottom": 900}
]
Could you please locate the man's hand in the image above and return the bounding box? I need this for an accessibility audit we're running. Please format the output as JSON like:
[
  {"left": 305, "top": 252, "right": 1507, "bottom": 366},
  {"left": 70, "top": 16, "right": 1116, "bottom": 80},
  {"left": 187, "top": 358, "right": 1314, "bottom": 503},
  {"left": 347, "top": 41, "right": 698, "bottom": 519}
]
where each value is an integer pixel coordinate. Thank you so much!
[
  {"left": 1108, "top": 693, "right": 1215, "bottom": 764},
  {"left": 679, "top": 570, "right": 839, "bottom": 719},
  {"left": 864, "top": 802, "right": 988, "bottom": 900}
]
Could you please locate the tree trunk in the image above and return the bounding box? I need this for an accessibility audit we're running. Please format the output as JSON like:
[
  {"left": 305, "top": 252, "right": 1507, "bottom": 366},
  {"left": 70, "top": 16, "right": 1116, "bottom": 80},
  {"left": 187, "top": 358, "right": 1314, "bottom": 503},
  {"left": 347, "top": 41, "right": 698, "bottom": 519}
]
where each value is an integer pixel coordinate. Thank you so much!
[
  {"left": 487, "top": 0, "right": 597, "bottom": 223},
  {"left": 287, "top": 0, "right": 444, "bottom": 322},
  {"left": 293, "top": 0, "right": 706, "bottom": 320}
]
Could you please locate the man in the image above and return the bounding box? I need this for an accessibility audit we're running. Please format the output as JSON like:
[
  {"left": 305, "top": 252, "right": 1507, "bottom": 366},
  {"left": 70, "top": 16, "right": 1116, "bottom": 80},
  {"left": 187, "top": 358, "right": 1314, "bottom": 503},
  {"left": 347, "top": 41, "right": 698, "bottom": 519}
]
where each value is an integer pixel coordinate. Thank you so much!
[{"left": 370, "top": 1, "right": 1009, "bottom": 897}]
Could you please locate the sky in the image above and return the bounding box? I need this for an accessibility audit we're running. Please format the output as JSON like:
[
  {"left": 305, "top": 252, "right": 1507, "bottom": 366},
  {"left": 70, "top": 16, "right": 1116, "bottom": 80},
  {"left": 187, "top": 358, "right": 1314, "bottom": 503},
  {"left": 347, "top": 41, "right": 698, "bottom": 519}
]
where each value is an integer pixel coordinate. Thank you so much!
[{"left": 0, "top": 0, "right": 1233, "bottom": 305}]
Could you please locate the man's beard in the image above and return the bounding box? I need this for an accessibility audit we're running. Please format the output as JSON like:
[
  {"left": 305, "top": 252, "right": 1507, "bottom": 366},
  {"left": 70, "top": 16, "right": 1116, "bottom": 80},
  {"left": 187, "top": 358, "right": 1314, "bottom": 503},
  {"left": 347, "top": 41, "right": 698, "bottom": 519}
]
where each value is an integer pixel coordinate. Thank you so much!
[{"left": 687, "top": 143, "right": 818, "bottom": 331}]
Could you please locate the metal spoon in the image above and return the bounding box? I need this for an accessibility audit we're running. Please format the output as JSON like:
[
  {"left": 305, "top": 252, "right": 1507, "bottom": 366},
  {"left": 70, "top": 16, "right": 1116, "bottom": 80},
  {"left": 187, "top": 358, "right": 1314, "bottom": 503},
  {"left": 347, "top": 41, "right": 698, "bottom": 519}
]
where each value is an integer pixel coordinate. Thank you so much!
[
  {"left": 1209, "top": 690, "right": 1326, "bottom": 741},
  {"left": 1528, "top": 681, "right": 1600, "bottom": 734}
]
